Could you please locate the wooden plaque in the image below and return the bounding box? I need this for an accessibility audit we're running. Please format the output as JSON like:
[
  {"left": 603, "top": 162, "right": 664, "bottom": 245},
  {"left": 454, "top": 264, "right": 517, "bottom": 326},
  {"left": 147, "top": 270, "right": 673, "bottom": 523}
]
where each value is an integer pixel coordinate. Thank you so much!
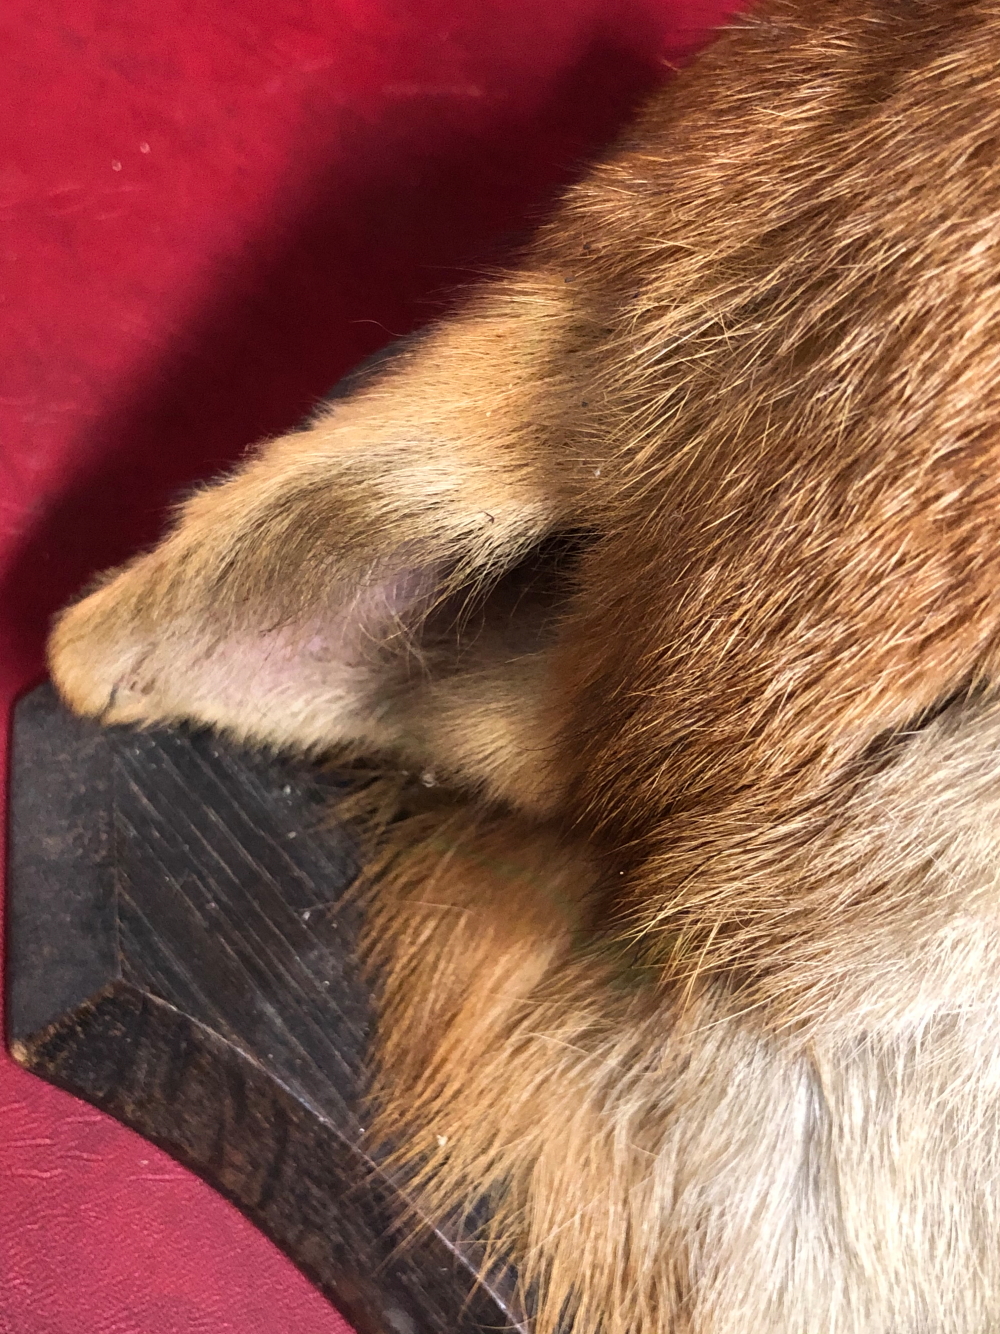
[{"left": 7, "top": 683, "right": 524, "bottom": 1334}]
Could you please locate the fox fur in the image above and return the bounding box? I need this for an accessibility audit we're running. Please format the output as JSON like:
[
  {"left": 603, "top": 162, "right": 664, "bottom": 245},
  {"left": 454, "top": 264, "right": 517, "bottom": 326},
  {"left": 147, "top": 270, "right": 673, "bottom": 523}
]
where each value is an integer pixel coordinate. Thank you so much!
[{"left": 48, "top": 0, "right": 1000, "bottom": 1328}]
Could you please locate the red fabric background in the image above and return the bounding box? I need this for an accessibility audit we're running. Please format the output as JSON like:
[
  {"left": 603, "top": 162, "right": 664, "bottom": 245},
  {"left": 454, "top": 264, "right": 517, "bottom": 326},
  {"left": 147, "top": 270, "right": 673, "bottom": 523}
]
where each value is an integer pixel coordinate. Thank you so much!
[{"left": 1, "top": 2, "right": 733, "bottom": 1329}]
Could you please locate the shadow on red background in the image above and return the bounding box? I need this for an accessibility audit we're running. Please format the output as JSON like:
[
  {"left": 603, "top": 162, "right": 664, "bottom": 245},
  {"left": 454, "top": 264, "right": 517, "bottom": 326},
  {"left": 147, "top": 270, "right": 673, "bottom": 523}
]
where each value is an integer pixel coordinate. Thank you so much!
[{"left": 1, "top": 2, "right": 733, "bottom": 1330}]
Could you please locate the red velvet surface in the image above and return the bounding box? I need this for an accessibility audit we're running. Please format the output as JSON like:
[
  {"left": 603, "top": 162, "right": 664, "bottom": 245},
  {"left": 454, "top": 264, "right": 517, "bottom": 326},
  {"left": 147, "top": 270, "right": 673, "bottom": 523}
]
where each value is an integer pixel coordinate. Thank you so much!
[{"left": 1, "top": 2, "right": 734, "bottom": 1328}]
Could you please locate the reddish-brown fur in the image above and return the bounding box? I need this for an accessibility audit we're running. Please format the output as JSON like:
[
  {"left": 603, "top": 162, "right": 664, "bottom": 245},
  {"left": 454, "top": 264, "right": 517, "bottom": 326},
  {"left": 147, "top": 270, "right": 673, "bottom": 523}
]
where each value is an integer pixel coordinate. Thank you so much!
[{"left": 49, "top": 1, "right": 1000, "bottom": 1327}]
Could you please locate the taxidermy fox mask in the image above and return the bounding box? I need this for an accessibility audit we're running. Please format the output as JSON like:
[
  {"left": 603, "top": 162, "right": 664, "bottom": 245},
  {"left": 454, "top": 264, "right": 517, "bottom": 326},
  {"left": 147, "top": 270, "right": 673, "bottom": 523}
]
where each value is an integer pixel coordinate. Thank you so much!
[{"left": 48, "top": 0, "right": 1000, "bottom": 1328}]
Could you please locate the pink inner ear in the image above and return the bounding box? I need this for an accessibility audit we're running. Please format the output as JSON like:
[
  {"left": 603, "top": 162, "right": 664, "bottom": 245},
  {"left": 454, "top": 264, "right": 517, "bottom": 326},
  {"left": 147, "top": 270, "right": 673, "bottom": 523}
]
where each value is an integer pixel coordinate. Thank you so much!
[{"left": 144, "top": 563, "right": 444, "bottom": 751}]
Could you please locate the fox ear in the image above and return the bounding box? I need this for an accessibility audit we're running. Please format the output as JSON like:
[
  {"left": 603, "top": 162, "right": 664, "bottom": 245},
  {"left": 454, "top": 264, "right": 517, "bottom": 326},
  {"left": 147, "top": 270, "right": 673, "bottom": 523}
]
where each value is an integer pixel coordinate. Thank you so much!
[
  {"left": 48, "top": 285, "right": 583, "bottom": 780},
  {"left": 48, "top": 536, "right": 446, "bottom": 755},
  {"left": 48, "top": 493, "right": 582, "bottom": 817}
]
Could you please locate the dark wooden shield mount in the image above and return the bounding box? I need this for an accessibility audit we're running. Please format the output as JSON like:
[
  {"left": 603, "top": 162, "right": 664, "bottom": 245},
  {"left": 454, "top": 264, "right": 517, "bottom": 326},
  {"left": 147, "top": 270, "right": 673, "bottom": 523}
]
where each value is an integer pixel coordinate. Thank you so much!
[{"left": 7, "top": 683, "right": 525, "bottom": 1334}]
